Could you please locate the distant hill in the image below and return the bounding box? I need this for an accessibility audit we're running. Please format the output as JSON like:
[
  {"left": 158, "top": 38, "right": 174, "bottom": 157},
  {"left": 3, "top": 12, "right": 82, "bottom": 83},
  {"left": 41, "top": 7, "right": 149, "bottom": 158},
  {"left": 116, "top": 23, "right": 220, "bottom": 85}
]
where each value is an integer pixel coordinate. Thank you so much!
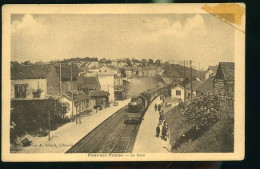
[{"left": 162, "top": 64, "right": 205, "bottom": 80}]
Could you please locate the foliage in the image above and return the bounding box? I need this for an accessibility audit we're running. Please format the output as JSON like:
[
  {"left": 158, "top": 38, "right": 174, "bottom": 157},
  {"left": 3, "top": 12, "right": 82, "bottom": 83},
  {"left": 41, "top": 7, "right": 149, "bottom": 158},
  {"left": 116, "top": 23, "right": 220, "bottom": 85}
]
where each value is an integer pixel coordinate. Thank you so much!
[
  {"left": 32, "top": 88, "right": 43, "bottom": 98},
  {"left": 179, "top": 92, "right": 220, "bottom": 129},
  {"left": 10, "top": 98, "right": 69, "bottom": 144}
]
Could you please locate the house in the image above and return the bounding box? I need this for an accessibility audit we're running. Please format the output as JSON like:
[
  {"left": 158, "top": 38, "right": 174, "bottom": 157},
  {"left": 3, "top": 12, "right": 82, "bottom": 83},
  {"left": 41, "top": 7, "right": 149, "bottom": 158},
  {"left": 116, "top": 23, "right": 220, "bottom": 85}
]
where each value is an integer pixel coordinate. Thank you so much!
[
  {"left": 170, "top": 84, "right": 185, "bottom": 102},
  {"left": 98, "top": 73, "right": 115, "bottom": 102},
  {"left": 53, "top": 64, "right": 79, "bottom": 94},
  {"left": 78, "top": 61, "right": 89, "bottom": 73},
  {"left": 185, "top": 81, "right": 203, "bottom": 99},
  {"left": 62, "top": 91, "right": 91, "bottom": 120},
  {"left": 95, "top": 66, "right": 118, "bottom": 102},
  {"left": 123, "top": 67, "right": 138, "bottom": 77},
  {"left": 213, "top": 62, "right": 234, "bottom": 116},
  {"left": 77, "top": 76, "right": 101, "bottom": 95},
  {"left": 111, "top": 60, "right": 129, "bottom": 68},
  {"left": 85, "top": 61, "right": 100, "bottom": 71},
  {"left": 196, "top": 75, "right": 215, "bottom": 96},
  {"left": 135, "top": 66, "right": 159, "bottom": 77},
  {"left": 89, "top": 91, "right": 110, "bottom": 109},
  {"left": 205, "top": 65, "right": 218, "bottom": 79},
  {"left": 11, "top": 64, "right": 60, "bottom": 99},
  {"left": 114, "top": 85, "right": 128, "bottom": 100}
]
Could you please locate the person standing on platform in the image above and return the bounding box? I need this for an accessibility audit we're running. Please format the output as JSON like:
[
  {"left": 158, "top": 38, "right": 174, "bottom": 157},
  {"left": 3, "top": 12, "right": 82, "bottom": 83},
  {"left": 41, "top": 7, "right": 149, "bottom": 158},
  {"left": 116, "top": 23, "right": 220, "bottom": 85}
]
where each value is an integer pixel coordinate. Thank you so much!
[
  {"left": 159, "top": 114, "right": 163, "bottom": 124},
  {"left": 162, "top": 125, "right": 167, "bottom": 141},
  {"left": 158, "top": 104, "right": 161, "bottom": 112},
  {"left": 156, "top": 124, "right": 160, "bottom": 137}
]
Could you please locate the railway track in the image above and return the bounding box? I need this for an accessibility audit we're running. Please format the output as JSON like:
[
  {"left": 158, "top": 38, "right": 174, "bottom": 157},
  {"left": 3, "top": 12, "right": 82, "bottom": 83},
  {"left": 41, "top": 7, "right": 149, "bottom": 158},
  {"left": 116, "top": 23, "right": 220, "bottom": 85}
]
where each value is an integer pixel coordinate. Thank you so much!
[{"left": 66, "top": 106, "right": 140, "bottom": 153}]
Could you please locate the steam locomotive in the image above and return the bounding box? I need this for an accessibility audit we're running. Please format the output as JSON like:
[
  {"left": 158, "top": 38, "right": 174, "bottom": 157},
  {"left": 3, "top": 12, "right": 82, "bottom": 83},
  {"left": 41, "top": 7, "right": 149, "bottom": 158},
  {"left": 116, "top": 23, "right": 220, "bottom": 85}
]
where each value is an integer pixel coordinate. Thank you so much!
[{"left": 124, "top": 86, "right": 168, "bottom": 124}]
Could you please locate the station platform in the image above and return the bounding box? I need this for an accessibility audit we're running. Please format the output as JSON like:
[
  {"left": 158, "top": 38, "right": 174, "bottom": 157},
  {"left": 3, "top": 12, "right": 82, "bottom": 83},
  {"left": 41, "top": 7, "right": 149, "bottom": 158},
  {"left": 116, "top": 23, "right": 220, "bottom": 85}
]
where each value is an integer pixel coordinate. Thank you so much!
[
  {"left": 17, "top": 99, "right": 130, "bottom": 153},
  {"left": 133, "top": 97, "right": 171, "bottom": 153}
]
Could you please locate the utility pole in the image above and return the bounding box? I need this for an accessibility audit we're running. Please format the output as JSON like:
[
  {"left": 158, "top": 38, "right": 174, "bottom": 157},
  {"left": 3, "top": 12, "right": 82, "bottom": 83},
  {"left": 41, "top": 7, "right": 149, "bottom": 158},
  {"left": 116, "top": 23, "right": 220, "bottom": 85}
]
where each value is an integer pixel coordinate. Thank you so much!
[
  {"left": 199, "top": 62, "right": 201, "bottom": 80},
  {"left": 48, "top": 110, "right": 50, "bottom": 141},
  {"left": 60, "top": 63, "right": 63, "bottom": 119},
  {"left": 190, "top": 60, "right": 193, "bottom": 100},
  {"left": 75, "top": 105, "right": 78, "bottom": 124},
  {"left": 184, "top": 61, "right": 186, "bottom": 78},
  {"left": 70, "top": 63, "right": 74, "bottom": 122}
]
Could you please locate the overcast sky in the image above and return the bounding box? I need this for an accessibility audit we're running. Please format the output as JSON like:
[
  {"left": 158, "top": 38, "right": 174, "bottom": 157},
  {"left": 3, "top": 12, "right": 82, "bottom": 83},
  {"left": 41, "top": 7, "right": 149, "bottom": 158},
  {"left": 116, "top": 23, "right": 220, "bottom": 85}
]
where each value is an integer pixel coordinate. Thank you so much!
[{"left": 11, "top": 14, "right": 234, "bottom": 69}]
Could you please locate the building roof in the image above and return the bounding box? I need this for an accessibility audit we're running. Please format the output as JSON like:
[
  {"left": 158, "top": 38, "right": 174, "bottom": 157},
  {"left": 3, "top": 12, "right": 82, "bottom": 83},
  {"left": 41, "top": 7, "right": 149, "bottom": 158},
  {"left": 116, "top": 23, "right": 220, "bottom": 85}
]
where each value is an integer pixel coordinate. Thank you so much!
[
  {"left": 171, "top": 84, "right": 185, "bottom": 89},
  {"left": 128, "top": 76, "right": 166, "bottom": 86},
  {"left": 63, "top": 92, "right": 90, "bottom": 102},
  {"left": 78, "top": 76, "right": 100, "bottom": 89},
  {"left": 186, "top": 81, "right": 203, "bottom": 91},
  {"left": 219, "top": 62, "right": 234, "bottom": 80},
  {"left": 207, "top": 65, "right": 218, "bottom": 72},
  {"left": 11, "top": 64, "right": 53, "bottom": 80},
  {"left": 89, "top": 91, "right": 109, "bottom": 97},
  {"left": 196, "top": 75, "right": 215, "bottom": 93},
  {"left": 114, "top": 85, "right": 128, "bottom": 91},
  {"left": 53, "top": 64, "right": 79, "bottom": 81}
]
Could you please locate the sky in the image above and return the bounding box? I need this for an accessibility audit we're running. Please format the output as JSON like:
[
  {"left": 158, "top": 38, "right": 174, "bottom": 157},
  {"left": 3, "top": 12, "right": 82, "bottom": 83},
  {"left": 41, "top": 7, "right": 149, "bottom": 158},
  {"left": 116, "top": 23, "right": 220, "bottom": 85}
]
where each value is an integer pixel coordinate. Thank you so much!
[{"left": 11, "top": 14, "right": 234, "bottom": 70}]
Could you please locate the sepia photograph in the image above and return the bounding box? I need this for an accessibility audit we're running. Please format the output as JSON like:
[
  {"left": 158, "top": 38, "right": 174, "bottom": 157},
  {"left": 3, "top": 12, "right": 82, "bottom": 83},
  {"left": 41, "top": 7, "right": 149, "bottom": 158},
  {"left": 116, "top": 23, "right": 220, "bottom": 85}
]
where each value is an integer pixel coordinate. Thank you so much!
[{"left": 2, "top": 3, "right": 245, "bottom": 161}]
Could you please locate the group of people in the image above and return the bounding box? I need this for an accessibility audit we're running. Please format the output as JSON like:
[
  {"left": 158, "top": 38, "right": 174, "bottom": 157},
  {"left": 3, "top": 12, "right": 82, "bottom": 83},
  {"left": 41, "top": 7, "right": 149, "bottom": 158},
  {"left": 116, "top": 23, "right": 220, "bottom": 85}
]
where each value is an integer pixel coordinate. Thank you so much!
[
  {"left": 154, "top": 103, "right": 168, "bottom": 141},
  {"left": 156, "top": 120, "right": 168, "bottom": 141},
  {"left": 154, "top": 103, "right": 162, "bottom": 112}
]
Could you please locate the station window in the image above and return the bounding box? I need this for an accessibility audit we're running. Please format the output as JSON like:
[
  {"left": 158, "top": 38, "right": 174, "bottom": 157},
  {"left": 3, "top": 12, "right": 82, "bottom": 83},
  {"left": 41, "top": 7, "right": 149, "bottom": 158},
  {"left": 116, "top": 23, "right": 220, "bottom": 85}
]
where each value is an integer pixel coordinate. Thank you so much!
[{"left": 176, "top": 90, "right": 181, "bottom": 96}]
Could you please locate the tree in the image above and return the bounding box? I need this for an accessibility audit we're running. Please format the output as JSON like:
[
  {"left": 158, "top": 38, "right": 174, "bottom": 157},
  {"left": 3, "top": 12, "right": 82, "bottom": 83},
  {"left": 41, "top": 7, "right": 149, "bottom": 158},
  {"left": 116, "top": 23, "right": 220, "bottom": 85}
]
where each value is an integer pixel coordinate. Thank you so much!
[
  {"left": 120, "top": 69, "right": 126, "bottom": 78},
  {"left": 148, "top": 59, "right": 154, "bottom": 65},
  {"left": 32, "top": 88, "right": 43, "bottom": 98},
  {"left": 180, "top": 92, "right": 220, "bottom": 129},
  {"left": 23, "top": 61, "right": 30, "bottom": 65},
  {"left": 155, "top": 59, "right": 161, "bottom": 66}
]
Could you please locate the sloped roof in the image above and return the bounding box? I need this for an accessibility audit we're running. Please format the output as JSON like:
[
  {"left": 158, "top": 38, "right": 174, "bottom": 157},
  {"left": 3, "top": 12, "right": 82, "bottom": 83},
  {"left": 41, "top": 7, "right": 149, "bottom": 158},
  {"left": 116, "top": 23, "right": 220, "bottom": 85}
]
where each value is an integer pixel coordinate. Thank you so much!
[
  {"left": 63, "top": 92, "right": 89, "bottom": 102},
  {"left": 186, "top": 81, "right": 203, "bottom": 90},
  {"left": 196, "top": 75, "right": 215, "bottom": 93},
  {"left": 53, "top": 64, "right": 79, "bottom": 81},
  {"left": 11, "top": 64, "right": 53, "bottom": 80},
  {"left": 128, "top": 76, "right": 166, "bottom": 85},
  {"left": 220, "top": 62, "right": 234, "bottom": 80},
  {"left": 78, "top": 76, "right": 100, "bottom": 89},
  {"left": 171, "top": 84, "right": 185, "bottom": 89},
  {"left": 207, "top": 65, "right": 218, "bottom": 72},
  {"left": 115, "top": 85, "right": 128, "bottom": 91},
  {"left": 89, "top": 91, "right": 109, "bottom": 97}
]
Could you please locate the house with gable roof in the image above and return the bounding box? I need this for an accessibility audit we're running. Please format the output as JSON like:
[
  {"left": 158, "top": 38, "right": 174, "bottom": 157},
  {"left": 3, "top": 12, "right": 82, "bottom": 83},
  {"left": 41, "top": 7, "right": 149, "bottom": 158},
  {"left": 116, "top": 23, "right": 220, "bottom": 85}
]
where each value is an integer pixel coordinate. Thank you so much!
[
  {"left": 11, "top": 64, "right": 60, "bottom": 99},
  {"left": 213, "top": 62, "right": 234, "bottom": 116},
  {"left": 196, "top": 75, "right": 215, "bottom": 96},
  {"left": 205, "top": 65, "right": 218, "bottom": 79}
]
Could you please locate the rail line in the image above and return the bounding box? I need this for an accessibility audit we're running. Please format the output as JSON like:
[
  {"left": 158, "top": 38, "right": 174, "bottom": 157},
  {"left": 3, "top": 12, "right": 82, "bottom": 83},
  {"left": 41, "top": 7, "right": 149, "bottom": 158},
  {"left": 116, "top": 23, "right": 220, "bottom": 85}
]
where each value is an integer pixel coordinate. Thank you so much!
[
  {"left": 66, "top": 106, "right": 127, "bottom": 153},
  {"left": 110, "top": 124, "right": 139, "bottom": 153},
  {"left": 66, "top": 96, "right": 161, "bottom": 153}
]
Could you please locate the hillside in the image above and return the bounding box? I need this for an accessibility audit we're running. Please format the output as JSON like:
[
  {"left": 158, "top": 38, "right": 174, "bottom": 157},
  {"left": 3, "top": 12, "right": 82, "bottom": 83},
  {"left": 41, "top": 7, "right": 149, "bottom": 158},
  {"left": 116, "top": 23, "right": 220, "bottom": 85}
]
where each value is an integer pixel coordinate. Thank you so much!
[
  {"left": 165, "top": 94, "right": 234, "bottom": 153},
  {"left": 162, "top": 64, "right": 205, "bottom": 80},
  {"left": 173, "top": 118, "right": 234, "bottom": 152}
]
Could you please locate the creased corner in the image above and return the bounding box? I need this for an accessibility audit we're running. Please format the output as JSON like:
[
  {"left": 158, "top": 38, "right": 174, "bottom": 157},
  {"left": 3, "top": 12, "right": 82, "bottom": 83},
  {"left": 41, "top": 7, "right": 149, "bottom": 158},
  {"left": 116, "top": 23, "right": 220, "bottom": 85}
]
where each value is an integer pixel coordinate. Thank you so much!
[{"left": 202, "top": 3, "right": 245, "bottom": 33}]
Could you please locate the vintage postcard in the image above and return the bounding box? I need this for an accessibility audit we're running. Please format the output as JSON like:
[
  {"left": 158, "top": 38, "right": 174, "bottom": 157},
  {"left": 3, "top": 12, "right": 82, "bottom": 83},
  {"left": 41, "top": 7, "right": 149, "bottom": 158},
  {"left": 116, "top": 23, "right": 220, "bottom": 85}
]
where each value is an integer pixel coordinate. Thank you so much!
[{"left": 2, "top": 3, "right": 245, "bottom": 161}]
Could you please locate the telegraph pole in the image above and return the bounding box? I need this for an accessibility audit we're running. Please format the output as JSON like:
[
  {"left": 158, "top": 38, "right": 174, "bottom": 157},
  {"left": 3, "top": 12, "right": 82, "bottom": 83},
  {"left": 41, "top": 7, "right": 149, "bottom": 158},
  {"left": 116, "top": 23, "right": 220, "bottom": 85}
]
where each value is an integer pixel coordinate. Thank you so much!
[
  {"left": 184, "top": 61, "right": 186, "bottom": 78},
  {"left": 48, "top": 110, "right": 50, "bottom": 141},
  {"left": 199, "top": 62, "right": 201, "bottom": 80},
  {"left": 70, "top": 63, "right": 74, "bottom": 121},
  {"left": 184, "top": 60, "right": 186, "bottom": 102},
  {"left": 190, "top": 60, "right": 193, "bottom": 100},
  {"left": 60, "top": 63, "right": 64, "bottom": 119}
]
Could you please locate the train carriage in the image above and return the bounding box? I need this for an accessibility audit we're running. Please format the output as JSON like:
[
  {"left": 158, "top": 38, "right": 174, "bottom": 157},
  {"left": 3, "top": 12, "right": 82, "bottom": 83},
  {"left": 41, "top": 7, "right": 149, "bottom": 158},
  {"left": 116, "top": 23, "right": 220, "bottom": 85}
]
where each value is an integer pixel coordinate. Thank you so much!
[{"left": 124, "top": 85, "right": 168, "bottom": 124}]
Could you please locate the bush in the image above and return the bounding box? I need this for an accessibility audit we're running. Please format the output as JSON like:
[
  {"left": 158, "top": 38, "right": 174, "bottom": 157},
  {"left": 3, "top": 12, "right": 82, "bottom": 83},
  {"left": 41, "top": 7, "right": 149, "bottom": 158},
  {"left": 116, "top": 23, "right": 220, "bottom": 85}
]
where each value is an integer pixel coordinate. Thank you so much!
[
  {"left": 10, "top": 98, "right": 68, "bottom": 144},
  {"left": 180, "top": 92, "right": 220, "bottom": 129}
]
